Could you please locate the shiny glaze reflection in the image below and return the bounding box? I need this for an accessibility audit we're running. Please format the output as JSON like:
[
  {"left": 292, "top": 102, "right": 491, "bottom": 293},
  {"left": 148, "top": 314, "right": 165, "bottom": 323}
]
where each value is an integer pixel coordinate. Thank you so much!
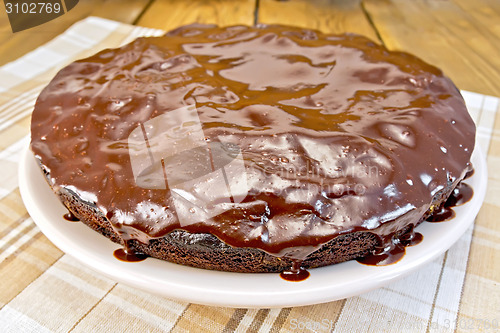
[
  {"left": 113, "top": 248, "right": 149, "bottom": 262},
  {"left": 63, "top": 211, "right": 79, "bottom": 222},
  {"left": 357, "top": 227, "right": 423, "bottom": 266},
  {"left": 280, "top": 260, "right": 310, "bottom": 281},
  {"left": 359, "top": 180, "right": 473, "bottom": 266},
  {"left": 426, "top": 182, "right": 473, "bottom": 223},
  {"left": 31, "top": 24, "right": 475, "bottom": 262}
]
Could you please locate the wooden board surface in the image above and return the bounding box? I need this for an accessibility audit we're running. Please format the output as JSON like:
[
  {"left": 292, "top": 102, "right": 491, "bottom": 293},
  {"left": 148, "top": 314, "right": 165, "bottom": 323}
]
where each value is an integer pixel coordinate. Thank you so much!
[
  {"left": 136, "top": 0, "right": 256, "bottom": 31},
  {"left": 90, "top": 0, "right": 153, "bottom": 26},
  {"left": 0, "top": 0, "right": 499, "bottom": 96},
  {"left": 0, "top": 0, "right": 151, "bottom": 67},
  {"left": 363, "top": 0, "right": 500, "bottom": 96},
  {"left": 258, "top": 0, "right": 379, "bottom": 41}
]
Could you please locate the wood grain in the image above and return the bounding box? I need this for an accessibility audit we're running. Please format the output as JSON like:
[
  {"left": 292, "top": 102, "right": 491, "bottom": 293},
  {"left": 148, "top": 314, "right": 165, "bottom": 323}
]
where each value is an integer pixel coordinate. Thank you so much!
[
  {"left": 90, "top": 0, "right": 152, "bottom": 26},
  {"left": 136, "top": 0, "right": 256, "bottom": 31},
  {"left": 0, "top": 0, "right": 150, "bottom": 66},
  {"left": 258, "top": 0, "right": 379, "bottom": 41},
  {"left": 363, "top": 0, "right": 500, "bottom": 97}
]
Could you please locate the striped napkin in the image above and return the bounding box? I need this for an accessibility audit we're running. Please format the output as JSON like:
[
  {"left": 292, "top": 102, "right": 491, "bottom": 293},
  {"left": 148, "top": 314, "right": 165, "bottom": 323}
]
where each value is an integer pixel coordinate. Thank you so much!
[{"left": 0, "top": 17, "right": 498, "bottom": 332}]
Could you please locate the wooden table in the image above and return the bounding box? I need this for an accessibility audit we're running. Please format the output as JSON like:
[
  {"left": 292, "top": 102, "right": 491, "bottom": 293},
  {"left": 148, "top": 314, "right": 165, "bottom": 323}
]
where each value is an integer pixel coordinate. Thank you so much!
[
  {"left": 0, "top": 1, "right": 499, "bottom": 332},
  {"left": 1, "top": 0, "right": 500, "bottom": 97}
]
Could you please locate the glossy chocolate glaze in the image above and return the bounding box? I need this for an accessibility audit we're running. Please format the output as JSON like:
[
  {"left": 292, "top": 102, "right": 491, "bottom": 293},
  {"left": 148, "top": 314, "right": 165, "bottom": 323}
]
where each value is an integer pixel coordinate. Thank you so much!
[
  {"left": 426, "top": 182, "right": 473, "bottom": 223},
  {"left": 63, "top": 211, "right": 79, "bottom": 222},
  {"left": 280, "top": 260, "right": 310, "bottom": 281},
  {"left": 113, "top": 247, "right": 149, "bottom": 262},
  {"left": 357, "top": 226, "right": 423, "bottom": 266},
  {"left": 445, "top": 182, "right": 473, "bottom": 207},
  {"left": 31, "top": 24, "right": 475, "bottom": 262},
  {"left": 360, "top": 180, "right": 473, "bottom": 266}
]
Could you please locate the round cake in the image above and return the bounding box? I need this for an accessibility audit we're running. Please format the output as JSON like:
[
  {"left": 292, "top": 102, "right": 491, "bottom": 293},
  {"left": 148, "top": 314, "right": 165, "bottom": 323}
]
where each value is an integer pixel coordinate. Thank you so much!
[{"left": 30, "top": 24, "right": 475, "bottom": 273}]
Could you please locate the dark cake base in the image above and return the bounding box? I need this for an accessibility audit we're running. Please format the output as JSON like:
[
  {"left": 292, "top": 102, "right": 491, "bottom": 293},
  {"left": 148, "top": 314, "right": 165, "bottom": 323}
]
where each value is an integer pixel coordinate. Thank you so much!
[
  {"left": 58, "top": 189, "right": 381, "bottom": 272},
  {"left": 55, "top": 184, "right": 457, "bottom": 273},
  {"left": 34, "top": 148, "right": 459, "bottom": 273}
]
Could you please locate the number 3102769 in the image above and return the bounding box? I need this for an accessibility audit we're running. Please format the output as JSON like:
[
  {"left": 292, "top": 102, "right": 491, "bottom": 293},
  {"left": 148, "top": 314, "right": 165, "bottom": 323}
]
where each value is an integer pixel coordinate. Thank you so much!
[{"left": 5, "top": 2, "right": 62, "bottom": 14}]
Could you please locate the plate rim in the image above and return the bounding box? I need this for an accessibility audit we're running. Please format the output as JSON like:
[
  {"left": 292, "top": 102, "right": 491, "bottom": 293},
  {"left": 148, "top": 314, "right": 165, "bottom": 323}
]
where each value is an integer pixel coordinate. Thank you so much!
[{"left": 19, "top": 143, "right": 488, "bottom": 308}]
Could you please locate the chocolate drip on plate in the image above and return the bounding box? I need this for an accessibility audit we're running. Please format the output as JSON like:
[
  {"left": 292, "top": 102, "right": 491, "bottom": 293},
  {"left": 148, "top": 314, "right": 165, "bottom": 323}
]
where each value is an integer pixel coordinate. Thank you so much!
[
  {"left": 427, "top": 182, "right": 473, "bottom": 223},
  {"left": 113, "top": 248, "right": 149, "bottom": 262},
  {"left": 280, "top": 260, "right": 310, "bottom": 281},
  {"left": 63, "top": 211, "right": 79, "bottom": 222},
  {"left": 357, "top": 225, "right": 423, "bottom": 266}
]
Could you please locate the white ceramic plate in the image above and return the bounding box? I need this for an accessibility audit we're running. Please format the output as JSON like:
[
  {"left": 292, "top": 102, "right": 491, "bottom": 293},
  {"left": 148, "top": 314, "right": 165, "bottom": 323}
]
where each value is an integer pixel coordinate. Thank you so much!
[{"left": 19, "top": 144, "right": 487, "bottom": 308}]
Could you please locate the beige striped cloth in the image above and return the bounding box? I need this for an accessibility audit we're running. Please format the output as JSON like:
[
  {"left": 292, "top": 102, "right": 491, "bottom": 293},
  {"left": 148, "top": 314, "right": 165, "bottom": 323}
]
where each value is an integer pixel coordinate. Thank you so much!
[{"left": 1, "top": 17, "right": 499, "bottom": 332}]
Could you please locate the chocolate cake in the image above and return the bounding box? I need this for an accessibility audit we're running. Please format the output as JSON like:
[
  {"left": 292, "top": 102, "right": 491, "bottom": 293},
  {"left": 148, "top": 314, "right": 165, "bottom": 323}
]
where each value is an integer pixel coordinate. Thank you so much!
[{"left": 30, "top": 24, "right": 475, "bottom": 274}]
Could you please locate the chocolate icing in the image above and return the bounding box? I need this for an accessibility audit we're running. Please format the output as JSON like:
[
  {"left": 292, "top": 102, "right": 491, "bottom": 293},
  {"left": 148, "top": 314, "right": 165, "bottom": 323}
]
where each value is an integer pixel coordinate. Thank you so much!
[
  {"left": 113, "top": 248, "right": 148, "bottom": 262},
  {"left": 30, "top": 24, "right": 475, "bottom": 262},
  {"left": 426, "top": 182, "right": 473, "bottom": 223},
  {"left": 63, "top": 211, "right": 79, "bottom": 222}
]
